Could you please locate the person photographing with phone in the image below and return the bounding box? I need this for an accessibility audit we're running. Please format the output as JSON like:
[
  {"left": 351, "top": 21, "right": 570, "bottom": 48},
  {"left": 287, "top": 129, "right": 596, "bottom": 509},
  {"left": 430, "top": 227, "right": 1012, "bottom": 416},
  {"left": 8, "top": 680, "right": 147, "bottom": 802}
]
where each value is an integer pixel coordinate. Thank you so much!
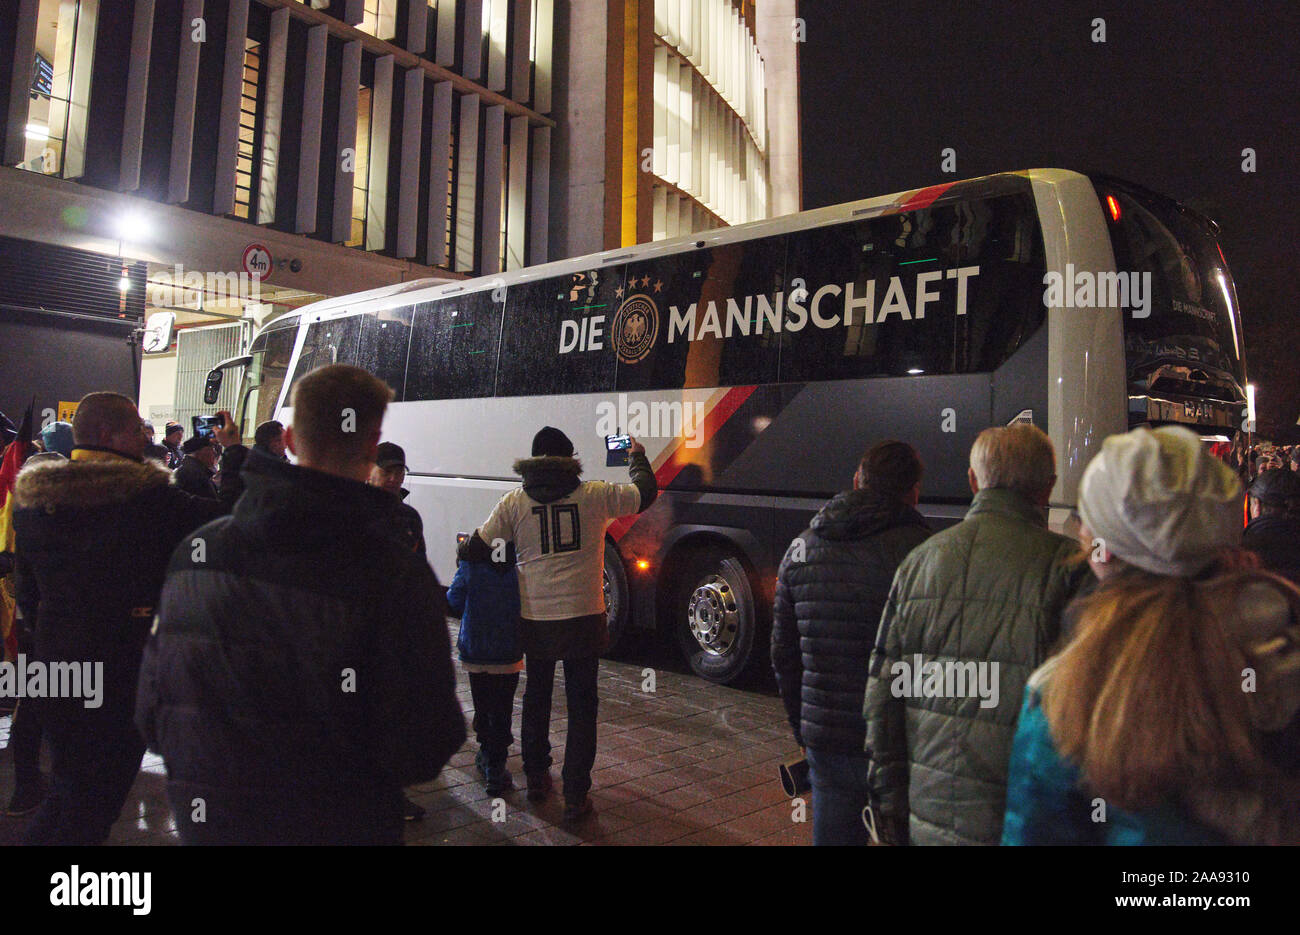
[{"left": 466, "top": 426, "right": 657, "bottom": 821}]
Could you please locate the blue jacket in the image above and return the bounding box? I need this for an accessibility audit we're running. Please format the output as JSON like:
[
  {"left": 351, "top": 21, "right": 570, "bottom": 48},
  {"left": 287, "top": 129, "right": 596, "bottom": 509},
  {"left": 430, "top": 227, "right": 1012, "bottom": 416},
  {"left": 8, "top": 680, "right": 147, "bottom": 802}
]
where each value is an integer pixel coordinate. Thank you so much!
[
  {"left": 1001, "top": 678, "right": 1225, "bottom": 846},
  {"left": 446, "top": 553, "right": 522, "bottom": 666}
]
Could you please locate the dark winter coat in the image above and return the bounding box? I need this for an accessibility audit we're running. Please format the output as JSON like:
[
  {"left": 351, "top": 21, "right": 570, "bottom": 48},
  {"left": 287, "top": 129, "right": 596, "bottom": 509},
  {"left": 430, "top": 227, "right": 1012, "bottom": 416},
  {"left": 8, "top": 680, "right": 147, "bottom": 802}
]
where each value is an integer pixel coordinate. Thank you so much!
[
  {"left": 174, "top": 454, "right": 218, "bottom": 500},
  {"left": 392, "top": 488, "right": 427, "bottom": 559},
  {"left": 135, "top": 448, "right": 466, "bottom": 845},
  {"left": 862, "top": 487, "right": 1088, "bottom": 845},
  {"left": 12, "top": 451, "right": 223, "bottom": 728},
  {"left": 1243, "top": 513, "right": 1300, "bottom": 586},
  {"left": 217, "top": 443, "right": 249, "bottom": 511},
  {"left": 447, "top": 541, "right": 522, "bottom": 666},
  {"left": 771, "top": 487, "right": 931, "bottom": 753}
]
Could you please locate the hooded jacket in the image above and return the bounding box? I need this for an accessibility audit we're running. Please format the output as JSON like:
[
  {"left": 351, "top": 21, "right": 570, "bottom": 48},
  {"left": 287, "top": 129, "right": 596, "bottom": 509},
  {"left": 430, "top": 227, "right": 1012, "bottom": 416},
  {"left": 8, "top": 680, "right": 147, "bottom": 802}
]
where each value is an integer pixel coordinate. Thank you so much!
[
  {"left": 135, "top": 448, "right": 466, "bottom": 844},
  {"left": 862, "top": 487, "right": 1087, "bottom": 845},
  {"left": 771, "top": 487, "right": 931, "bottom": 752},
  {"left": 1003, "top": 573, "right": 1300, "bottom": 845},
  {"left": 447, "top": 540, "right": 521, "bottom": 666},
  {"left": 477, "top": 452, "right": 655, "bottom": 622},
  {"left": 12, "top": 450, "right": 224, "bottom": 721}
]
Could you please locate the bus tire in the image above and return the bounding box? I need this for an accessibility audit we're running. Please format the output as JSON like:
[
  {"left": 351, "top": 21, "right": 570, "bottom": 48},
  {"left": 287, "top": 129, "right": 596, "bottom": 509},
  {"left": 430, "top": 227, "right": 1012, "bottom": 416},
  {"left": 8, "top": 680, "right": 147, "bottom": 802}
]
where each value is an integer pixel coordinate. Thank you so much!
[
  {"left": 672, "top": 547, "right": 761, "bottom": 685},
  {"left": 603, "top": 539, "right": 632, "bottom": 655}
]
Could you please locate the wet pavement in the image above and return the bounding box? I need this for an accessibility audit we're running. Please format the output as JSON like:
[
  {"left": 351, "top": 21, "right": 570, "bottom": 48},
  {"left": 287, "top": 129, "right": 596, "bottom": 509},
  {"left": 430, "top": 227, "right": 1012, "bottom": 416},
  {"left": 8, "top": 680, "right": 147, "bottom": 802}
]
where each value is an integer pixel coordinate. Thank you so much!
[{"left": 0, "top": 621, "right": 811, "bottom": 846}]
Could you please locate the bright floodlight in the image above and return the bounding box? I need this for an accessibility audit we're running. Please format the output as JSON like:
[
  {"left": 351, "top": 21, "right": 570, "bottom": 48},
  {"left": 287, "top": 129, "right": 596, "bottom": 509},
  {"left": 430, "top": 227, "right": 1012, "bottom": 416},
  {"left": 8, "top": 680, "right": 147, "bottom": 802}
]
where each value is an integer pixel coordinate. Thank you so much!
[
  {"left": 116, "top": 211, "right": 151, "bottom": 241},
  {"left": 118, "top": 275, "right": 131, "bottom": 292}
]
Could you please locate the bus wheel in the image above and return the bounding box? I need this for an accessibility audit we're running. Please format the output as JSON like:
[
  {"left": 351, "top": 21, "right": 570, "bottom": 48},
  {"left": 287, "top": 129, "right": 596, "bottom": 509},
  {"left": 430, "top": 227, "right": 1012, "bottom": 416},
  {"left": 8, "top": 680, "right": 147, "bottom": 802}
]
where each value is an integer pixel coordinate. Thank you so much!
[
  {"left": 673, "top": 548, "right": 760, "bottom": 685},
  {"left": 603, "top": 540, "right": 632, "bottom": 655}
]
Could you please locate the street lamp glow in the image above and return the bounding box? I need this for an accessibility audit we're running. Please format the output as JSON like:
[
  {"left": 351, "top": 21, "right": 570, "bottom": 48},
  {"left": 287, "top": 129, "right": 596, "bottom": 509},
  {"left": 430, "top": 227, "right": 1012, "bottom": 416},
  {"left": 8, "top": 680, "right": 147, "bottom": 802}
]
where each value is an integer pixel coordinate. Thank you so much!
[
  {"left": 118, "top": 275, "right": 131, "bottom": 292},
  {"left": 115, "top": 211, "right": 151, "bottom": 241},
  {"left": 1246, "top": 383, "right": 1257, "bottom": 430}
]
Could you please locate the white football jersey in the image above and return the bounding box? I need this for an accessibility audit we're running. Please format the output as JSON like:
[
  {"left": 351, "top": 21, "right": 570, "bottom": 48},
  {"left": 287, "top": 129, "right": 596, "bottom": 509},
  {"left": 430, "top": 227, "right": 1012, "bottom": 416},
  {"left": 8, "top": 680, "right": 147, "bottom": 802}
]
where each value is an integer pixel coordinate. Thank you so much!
[{"left": 478, "top": 480, "right": 642, "bottom": 620}]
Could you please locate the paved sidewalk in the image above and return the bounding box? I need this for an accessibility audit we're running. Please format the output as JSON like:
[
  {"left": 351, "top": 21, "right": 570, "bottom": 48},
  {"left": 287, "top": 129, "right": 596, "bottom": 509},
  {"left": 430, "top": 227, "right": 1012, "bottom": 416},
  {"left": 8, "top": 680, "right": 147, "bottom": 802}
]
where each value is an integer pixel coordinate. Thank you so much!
[{"left": 0, "top": 622, "right": 812, "bottom": 846}]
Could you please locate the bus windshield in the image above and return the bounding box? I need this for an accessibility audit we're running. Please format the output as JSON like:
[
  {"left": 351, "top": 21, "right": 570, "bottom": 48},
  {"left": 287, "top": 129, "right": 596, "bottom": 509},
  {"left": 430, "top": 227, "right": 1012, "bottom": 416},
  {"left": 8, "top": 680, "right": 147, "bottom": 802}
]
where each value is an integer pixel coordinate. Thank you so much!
[
  {"left": 236, "top": 316, "right": 298, "bottom": 445},
  {"left": 1099, "top": 181, "right": 1247, "bottom": 403}
]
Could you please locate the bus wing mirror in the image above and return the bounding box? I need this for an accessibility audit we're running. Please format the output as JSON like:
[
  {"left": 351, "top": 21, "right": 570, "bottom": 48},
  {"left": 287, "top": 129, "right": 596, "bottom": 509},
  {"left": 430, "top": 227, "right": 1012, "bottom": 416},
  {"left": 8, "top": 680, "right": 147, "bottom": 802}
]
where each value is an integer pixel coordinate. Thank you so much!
[
  {"left": 203, "top": 370, "right": 223, "bottom": 405},
  {"left": 203, "top": 354, "right": 252, "bottom": 405},
  {"left": 142, "top": 312, "right": 175, "bottom": 354}
]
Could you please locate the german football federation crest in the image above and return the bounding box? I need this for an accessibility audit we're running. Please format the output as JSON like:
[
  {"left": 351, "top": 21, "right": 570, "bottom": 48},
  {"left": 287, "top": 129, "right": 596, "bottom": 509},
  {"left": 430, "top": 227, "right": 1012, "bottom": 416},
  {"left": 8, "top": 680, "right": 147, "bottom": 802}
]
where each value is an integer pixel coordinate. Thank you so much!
[{"left": 611, "top": 294, "right": 659, "bottom": 364}]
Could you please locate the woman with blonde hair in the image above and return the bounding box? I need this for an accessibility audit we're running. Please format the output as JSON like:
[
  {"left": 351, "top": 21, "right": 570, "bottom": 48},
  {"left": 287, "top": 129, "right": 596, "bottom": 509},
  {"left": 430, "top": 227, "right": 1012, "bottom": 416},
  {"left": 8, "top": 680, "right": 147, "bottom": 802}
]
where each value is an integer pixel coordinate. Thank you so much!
[{"left": 1002, "top": 426, "right": 1300, "bottom": 845}]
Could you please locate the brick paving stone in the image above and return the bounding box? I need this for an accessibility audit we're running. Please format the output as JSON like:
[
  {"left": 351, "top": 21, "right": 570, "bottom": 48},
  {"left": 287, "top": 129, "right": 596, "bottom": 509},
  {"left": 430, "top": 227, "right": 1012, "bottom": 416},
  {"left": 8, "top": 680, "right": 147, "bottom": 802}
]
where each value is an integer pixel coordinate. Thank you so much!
[{"left": 0, "top": 620, "right": 820, "bottom": 846}]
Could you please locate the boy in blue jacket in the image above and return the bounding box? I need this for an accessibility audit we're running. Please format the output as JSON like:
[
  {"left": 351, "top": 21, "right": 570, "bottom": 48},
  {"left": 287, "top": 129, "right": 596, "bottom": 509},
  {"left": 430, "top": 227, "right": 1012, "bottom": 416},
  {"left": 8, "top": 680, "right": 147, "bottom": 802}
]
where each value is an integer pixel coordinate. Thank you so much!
[{"left": 446, "top": 536, "right": 523, "bottom": 796}]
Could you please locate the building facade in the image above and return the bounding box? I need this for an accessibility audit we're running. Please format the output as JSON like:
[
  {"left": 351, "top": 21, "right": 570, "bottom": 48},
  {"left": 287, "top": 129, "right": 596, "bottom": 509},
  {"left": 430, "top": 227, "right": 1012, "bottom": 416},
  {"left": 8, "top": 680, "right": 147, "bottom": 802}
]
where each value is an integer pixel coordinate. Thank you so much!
[{"left": 551, "top": 0, "right": 801, "bottom": 259}]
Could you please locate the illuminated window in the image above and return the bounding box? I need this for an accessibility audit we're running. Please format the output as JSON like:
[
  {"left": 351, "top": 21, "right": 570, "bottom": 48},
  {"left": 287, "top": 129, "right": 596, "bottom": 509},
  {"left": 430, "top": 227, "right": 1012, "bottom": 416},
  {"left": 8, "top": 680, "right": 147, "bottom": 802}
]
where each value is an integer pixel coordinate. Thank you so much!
[
  {"left": 349, "top": 86, "right": 373, "bottom": 247},
  {"left": 360, "top": 0, "right": 397, "bottom": 40},
  {"left": 232, "top": 40, "right": 262, "bottom": 219},
  {"left": 18, "top": 0, "right": 99, "bottom": 178}
]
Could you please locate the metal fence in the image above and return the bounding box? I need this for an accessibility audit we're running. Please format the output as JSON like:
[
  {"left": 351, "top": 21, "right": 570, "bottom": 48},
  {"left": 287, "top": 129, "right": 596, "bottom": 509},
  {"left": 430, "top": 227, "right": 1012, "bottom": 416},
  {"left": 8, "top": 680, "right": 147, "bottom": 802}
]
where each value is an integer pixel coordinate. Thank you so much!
[{"left": 172, "top": 322, "right": 248, "bottom": 438}]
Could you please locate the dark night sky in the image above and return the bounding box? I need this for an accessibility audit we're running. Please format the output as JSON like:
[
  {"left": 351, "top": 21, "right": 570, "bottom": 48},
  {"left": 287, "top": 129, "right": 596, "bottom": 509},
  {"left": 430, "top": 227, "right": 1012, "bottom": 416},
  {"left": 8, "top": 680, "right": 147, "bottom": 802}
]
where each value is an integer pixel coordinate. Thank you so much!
[{"left": 797, "top": 0, "right": 1299, "bottom": 438}]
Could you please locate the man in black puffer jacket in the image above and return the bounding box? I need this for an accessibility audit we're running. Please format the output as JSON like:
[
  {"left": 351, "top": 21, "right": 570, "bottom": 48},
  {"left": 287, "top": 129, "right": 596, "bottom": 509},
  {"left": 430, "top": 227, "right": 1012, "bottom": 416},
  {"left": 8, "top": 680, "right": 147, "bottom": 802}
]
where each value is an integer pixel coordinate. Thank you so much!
[
  {"left": 12, "top": 393, "right": 229, "bottom": 845},
  {"left": 772, "top": 440, "right": 931, "bottom": 845},
  {"left": 136, "top": 365, "right": 465, "bottom": 845}
]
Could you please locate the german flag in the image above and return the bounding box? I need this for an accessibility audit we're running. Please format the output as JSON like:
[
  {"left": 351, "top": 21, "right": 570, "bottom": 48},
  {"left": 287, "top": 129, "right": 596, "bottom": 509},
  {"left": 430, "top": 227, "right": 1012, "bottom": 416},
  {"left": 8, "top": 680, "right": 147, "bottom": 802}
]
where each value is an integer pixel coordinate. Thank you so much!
[{"left": 0, "top": 401, "right": 35, "bottom": 662}]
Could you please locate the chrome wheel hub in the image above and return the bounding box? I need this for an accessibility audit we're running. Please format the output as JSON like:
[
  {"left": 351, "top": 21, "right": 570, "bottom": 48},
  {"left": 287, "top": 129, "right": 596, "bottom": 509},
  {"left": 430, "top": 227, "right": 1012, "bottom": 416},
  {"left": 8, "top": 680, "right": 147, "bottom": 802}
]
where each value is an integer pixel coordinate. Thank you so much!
[{"left": 687, "top": 576, "right": 739, "bottom": 655}]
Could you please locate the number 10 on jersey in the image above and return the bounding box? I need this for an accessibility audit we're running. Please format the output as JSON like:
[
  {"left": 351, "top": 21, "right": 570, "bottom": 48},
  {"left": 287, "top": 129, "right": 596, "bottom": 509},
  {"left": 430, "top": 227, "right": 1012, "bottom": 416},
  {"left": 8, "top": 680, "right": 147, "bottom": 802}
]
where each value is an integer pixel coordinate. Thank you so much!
[{"left": 531, "top": 504, "right": 582, "bottom": 554}]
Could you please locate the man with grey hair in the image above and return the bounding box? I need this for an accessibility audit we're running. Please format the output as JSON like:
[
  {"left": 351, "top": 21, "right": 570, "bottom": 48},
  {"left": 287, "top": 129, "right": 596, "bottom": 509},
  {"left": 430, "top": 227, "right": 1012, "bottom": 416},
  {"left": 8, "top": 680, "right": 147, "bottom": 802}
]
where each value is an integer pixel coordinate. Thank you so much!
[{"left": 862, "top": 423, "right": 1087, "bottom": 845}]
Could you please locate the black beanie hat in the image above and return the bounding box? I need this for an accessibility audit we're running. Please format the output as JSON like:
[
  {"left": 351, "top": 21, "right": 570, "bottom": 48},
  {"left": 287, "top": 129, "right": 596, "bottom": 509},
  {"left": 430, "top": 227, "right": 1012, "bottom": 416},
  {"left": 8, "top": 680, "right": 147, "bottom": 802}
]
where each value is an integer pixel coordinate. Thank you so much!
[
  {"left": 181, "top": 435, "right": 213, "bottom": 455},
  {"left": 532, "top": 426, "right": 574, "bottom": 458}
]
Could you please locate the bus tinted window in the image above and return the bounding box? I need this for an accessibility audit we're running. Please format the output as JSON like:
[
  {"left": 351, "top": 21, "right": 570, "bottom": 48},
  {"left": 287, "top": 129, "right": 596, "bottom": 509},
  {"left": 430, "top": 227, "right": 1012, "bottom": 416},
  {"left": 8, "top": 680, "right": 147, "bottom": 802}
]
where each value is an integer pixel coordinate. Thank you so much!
[
  {"left": 615, "top": 238, "right": 783, "bottom": 392},
  {"left": 780, "top": 192, "right": 1044, "bottom": 381},
  {"left": 355, "top": 309, "right": 414, "bottom": 399},
  {"left": 287, "top": 315, "right": 363, "bottom": 390},
  {"left": 405, "top": 295, "right": 502, "bottom": 400},
  {"left": 496, "top": 272, "right": 619, "bottom": 397},
  {"left": 1103, "top": 187, "right": 1246, "bottom": 390},
  {"left": 246, "top": 318, "right": 297, "bottom": 437}
]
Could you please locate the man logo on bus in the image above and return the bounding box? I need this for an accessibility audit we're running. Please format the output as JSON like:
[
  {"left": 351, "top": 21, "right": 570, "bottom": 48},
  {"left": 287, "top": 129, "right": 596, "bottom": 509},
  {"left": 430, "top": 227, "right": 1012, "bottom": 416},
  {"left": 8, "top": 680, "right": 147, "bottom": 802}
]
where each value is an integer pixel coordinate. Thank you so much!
[{"left": 612, "top": 294, "right": 659, "bottom": 364}]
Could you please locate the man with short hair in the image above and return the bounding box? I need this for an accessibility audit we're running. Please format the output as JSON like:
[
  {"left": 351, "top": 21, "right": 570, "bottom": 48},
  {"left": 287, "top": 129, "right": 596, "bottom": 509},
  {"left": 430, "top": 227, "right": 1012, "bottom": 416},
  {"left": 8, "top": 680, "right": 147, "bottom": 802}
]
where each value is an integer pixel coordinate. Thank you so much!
[
  {"left": 137, "top": 364, "right": 465, "bottom": 844},
  {"left": 253, "top": 419, "right": 288, "bottom": 460},
  {"left": 368, "top": 441, "right": 425, "bottom": 559},
  {"left": 174, "top": 435, "right": 220, "bottom": 499},
  {"left": 12, "top": 393, "right": 228, "bottom": 844},
  {"left": 772, "top": 440, "right": 932, "bottom": 845},
  {"left": 161, "top": 422, "right": 184, "bottom": 469},
  {"left": 862, "top": 424, "right": 1086, "bottom": 845},
  {"left": 1243, "top": 467, "right": 1300, "bottom": 585}
]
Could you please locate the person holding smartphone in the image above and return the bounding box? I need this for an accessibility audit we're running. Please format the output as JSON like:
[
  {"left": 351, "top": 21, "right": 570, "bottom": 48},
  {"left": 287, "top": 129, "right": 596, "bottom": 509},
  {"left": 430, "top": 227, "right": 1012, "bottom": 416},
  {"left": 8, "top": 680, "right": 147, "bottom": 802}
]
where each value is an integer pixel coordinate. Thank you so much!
[{"left": 468, "top": 426, "right": 657, "bottom": 821}]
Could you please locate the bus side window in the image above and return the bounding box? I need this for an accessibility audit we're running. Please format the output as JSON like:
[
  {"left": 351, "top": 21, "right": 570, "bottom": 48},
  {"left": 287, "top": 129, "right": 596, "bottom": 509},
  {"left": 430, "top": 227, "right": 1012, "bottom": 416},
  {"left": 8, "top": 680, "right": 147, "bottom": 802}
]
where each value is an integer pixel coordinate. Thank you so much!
[
  {"left": 356, "top": 309, "right": 415, "bottom": 400},
  {"left": 405, "top": 295, "right": 502, "bottom": 401},
  {"left": 496, "top": 273, "right": 620, "bottom": 398}
]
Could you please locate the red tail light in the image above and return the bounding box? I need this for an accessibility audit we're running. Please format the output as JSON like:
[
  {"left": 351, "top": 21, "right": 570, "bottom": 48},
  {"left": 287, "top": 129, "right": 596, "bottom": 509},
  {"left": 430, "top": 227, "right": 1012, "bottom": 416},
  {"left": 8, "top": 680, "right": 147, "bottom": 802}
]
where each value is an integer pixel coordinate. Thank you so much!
[{"left": 1106, "top": 195, "right": 1121, "bottom": 222}]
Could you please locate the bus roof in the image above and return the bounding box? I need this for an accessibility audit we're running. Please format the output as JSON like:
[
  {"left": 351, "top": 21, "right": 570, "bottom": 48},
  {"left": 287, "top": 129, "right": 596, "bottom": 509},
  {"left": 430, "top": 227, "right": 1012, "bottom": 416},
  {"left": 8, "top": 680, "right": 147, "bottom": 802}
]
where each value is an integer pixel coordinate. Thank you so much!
[{"left": 289, "top": 168, "right": 1088, "bottom": 324}]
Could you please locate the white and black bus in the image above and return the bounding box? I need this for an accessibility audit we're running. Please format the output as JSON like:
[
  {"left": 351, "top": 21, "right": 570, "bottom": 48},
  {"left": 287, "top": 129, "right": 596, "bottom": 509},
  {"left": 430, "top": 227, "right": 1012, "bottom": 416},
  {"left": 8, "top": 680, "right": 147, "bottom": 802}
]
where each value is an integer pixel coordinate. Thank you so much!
[{"left": 206, "top": 169, "right": 1248, "bottom": 683}]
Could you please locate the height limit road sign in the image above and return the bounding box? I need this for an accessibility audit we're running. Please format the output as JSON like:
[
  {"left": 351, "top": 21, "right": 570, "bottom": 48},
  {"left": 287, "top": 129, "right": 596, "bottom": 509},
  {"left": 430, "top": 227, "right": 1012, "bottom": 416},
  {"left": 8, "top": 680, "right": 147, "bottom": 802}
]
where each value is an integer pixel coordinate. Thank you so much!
[{"left": 241, "top": 243, "right": 272, "bottom": 281}]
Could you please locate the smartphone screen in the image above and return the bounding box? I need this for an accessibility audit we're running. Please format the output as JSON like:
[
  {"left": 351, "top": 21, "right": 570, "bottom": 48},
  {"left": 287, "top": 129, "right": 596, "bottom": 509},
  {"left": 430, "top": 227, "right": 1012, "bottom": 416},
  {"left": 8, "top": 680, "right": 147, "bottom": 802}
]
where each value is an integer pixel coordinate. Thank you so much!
[
  {"left": 192, "top": 414, "right": 221, "bottom": 438},
  {"left": 605, "top": 434, "right": 631, "bottom": 467}
]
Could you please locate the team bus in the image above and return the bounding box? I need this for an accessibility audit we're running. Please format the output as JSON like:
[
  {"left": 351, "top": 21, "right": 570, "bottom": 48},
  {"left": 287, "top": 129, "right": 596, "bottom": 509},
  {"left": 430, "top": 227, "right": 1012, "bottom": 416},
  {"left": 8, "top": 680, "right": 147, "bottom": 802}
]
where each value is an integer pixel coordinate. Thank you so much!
[{"left": 205, "top": 169, "right": 1248, "bottom": 684}]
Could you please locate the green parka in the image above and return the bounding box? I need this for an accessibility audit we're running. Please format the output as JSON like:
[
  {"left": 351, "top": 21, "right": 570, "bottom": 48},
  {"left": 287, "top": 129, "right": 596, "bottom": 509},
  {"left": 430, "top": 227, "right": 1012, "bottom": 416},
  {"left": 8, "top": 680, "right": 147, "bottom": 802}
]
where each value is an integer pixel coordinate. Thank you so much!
[{"left": 862, "top": 487, "right": 1086, "bottom": 845}]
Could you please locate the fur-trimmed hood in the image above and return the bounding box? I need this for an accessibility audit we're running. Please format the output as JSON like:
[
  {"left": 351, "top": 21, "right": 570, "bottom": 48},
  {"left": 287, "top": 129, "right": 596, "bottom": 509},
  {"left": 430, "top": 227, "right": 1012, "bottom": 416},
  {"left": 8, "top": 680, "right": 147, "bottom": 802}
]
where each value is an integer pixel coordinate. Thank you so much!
[
  {"left": 512, "top": 455, "right": 582, "bottom": 504},
  {"left": 14, "top": 456, "right": 172, "bottom": 511}
]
